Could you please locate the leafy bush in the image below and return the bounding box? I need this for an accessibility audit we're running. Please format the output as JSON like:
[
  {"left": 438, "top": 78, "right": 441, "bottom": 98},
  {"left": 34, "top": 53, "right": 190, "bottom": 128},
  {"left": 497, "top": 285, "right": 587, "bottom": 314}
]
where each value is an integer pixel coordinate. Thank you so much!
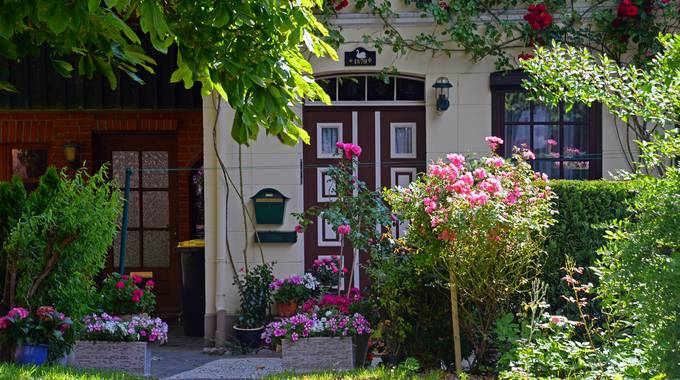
[
  {"left": 543, "top": 180, "right": 634, "bottom": 314},
  {"left": 1, "top": 167, "right": 122, "bottom": 318},
  {"left": 235, "top": 263, "right": 274, "bottom": 328}
]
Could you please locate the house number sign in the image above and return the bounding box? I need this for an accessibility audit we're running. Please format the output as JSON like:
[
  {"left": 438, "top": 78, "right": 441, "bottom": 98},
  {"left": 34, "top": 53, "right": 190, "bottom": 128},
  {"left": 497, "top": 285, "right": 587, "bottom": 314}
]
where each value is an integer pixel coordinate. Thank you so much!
[{"left": 344, "top": 47, "right": 376, "bottom": 66}]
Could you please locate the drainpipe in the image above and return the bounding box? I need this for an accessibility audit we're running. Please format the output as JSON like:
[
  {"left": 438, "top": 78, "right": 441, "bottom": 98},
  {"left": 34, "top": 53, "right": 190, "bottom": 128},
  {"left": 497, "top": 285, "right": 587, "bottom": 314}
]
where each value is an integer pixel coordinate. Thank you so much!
[
  {"left": 202, "top": 94, "right": 217, "bottom": 342},
  {"left": 214, "top": 98, "right": 230, "bottom": 346}
]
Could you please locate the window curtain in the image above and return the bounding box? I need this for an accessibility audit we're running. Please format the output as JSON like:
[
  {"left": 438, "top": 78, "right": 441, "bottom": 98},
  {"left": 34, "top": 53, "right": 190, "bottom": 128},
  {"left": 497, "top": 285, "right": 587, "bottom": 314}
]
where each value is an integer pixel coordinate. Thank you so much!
[
  {"left": 395, "top": 127, "right": 413, "bottom": 154},
  {"left": 321, "top": 128, "right": 339, "bottom": 155}
]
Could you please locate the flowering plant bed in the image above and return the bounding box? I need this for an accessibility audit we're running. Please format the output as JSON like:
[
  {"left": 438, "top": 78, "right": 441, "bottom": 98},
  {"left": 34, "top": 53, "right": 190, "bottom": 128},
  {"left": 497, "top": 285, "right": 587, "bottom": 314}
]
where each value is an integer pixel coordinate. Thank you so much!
[
  {"left": 262, "top": 311, "right": 371, "bottom": 345},
  {"left": 100, "top": 273, "right": 156, "bottom": 315},
  {"left": 72, "top": 313, "right": 168, "bottom": 376}
]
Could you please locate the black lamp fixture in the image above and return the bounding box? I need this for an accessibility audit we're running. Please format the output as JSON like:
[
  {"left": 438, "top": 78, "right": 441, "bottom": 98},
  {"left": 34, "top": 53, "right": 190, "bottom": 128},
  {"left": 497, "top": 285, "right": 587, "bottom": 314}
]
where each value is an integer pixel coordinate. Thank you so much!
[
  {"left": 432, "top": 76, "right": 453, "bottom": 112},
  {"left": 62, "top": 142, "right": 80, "bottom": 168}
]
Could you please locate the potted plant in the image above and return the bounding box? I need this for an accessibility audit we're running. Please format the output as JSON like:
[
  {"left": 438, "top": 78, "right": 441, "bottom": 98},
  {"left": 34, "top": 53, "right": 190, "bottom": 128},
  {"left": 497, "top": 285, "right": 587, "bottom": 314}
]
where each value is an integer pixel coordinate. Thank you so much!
[
  {"left": 0, "top": 306, "right": 73, "bottom": 365},
  {"left": 99, "top": 273, "right": 156, "bottom": 318},
  {"left": 72, "top": 312, "right": 168, "bottom": 376},
  {"left": 310, "top": 256, "right": 346, "bottom": 294},
  {"left": 233, "top": 263, "right": 274, "bottom": 348},
  {"left": 262, "top": 310, "right": 371, "bottom": 372},
  {"left": 270, "top": 274, "right": 317, "bottom": 317}
]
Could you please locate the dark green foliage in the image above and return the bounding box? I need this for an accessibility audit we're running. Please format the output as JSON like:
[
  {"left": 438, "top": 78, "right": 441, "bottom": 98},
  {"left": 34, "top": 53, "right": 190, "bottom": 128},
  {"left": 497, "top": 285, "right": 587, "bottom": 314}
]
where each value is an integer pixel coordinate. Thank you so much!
[
  {"left": 0, "top": 178, "right": 27, "bottom": 294},
  {"left": 236, "top": 263, "right": 274, "bottom": 328},
  {"left": 542, "top": 180, "right": 635, "bottom": 314}
]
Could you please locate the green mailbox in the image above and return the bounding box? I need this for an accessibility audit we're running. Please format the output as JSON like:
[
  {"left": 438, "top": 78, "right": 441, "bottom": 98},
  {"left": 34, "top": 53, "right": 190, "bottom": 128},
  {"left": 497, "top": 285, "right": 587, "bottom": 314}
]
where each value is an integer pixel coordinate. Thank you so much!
[{"left": 251, "top": 188, "right": 289, "bottom": 224}]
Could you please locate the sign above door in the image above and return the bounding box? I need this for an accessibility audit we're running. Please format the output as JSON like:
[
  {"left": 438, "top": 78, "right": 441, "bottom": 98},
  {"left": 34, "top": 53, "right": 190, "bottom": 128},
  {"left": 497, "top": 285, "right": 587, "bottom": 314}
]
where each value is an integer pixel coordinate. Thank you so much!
[{"left": 344, "top": 47, "right": 376, "bottom": 66}]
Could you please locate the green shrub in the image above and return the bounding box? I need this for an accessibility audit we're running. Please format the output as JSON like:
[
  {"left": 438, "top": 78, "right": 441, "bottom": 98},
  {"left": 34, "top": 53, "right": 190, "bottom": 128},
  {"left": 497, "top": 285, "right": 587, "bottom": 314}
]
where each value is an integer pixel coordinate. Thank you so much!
[{"left": 542, "top": 180, "right": 634, "bottom": 313}]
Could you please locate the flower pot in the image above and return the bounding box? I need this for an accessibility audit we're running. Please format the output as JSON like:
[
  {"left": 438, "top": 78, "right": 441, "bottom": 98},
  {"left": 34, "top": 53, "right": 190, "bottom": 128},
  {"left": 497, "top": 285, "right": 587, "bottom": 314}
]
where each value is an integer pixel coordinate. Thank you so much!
[
  {"left": 14, "top": 344, "right": 49, "bottom": 365},
  {"left": 276, "top": 301, "right": 298, "bottom": 317},
  {"left": 353, "top": 334, "right": 370, "bottom": 367},
  {"left": 233, "top": 326, "right": 264, "bottom": 348},
  {"left": 282, "top": 337, "right": 355, "bottom": 372},
  {"left": 71, "top": 341, "right": 150, "bottom": 377}
]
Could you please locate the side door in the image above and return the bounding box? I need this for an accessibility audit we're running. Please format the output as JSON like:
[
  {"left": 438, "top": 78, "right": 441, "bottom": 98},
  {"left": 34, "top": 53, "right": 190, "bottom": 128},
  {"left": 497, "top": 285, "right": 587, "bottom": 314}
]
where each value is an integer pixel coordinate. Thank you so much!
[{"left": 94, "top": 133, "right": 180, "bottom": 316}]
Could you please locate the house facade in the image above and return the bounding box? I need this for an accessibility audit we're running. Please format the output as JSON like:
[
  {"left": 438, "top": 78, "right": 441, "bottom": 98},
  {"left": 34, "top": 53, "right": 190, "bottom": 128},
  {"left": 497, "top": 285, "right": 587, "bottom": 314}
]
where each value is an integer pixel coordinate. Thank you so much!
[{"left": 201, "top": 10, "right": 633, "bottom": 342}]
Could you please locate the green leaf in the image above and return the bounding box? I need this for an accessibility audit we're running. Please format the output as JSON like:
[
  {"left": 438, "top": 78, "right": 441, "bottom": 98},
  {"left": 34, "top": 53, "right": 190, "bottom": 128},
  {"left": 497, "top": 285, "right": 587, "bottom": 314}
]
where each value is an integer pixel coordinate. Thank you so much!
[
  {"left": 45, "top": 3, "right": 71, "bottom": 34},
  {"left": 88, "top": 0, "right": 101, "bottom": 12},
  {"left": 52, "top": 59, "right": 73, "bottom": 78},
  {"left": 0, "top": 80, "right": 17, "bottom": 92}
]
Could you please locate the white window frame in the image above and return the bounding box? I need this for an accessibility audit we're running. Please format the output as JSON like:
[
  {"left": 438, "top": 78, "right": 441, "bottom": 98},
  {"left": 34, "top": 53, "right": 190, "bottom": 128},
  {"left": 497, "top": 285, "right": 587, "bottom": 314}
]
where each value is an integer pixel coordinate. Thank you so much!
[
  {"left": 390, "top": 167, "right": 417, "bottom": 188},
  {"left": 317, "top": 167, "right": 337, "bottom": 202},
  {"left": 390, "top": 122, "right": 417, "bottom": 158},
  {"left": 317, "top": 216, "right": 341, "bottom": 247},
  {"left": 316, "top": 122, "right": 343, "bottom": 159}
]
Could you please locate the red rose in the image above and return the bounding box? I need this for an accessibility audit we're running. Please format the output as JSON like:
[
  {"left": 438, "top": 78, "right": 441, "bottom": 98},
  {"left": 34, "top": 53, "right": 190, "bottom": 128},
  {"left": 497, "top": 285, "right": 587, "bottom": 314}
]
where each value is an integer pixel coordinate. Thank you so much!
[
  {"left": 518, "top": 52, "right": 534, "bottom": 61},
  {"left": 535, "top": 3, "right": 546, "bottom": 12},
  {"left": 625, "top": 4, "right": 638, "bottom": 16},
  {"left": 540, "top": 12, "right": 552, "bottom": 26}
]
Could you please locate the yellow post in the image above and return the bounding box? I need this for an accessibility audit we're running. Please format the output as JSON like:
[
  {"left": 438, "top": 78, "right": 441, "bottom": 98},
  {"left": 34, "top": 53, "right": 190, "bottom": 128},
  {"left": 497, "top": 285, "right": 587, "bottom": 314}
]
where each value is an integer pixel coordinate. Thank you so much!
[{"left": 449, "top": 269, "right": 463, "bottom": 372}]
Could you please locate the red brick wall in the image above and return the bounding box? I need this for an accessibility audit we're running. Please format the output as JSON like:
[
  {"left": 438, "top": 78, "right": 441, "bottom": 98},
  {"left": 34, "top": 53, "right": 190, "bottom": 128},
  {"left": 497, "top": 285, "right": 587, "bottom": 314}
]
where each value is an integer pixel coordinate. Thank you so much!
[{"left": 0, "top": 109, "right": 203, "bottom": 243}]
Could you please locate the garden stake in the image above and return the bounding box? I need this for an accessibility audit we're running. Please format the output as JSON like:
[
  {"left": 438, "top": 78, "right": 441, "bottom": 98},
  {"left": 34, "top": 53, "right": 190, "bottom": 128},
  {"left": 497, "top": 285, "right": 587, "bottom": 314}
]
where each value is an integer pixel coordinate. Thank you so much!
[
  {"left": 119, "top": 167, "right": 132, "bottom": 275},
  {"left": 449, "top": 268, "right": 462, "bottom": 372}
]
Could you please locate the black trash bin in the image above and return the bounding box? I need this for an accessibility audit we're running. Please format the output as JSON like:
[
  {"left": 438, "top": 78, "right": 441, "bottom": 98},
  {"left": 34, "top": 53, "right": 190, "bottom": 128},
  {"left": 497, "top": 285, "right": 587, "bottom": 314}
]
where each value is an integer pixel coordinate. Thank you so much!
[{"left": 177, "top": 243, "right": 205, "bottom": 337}]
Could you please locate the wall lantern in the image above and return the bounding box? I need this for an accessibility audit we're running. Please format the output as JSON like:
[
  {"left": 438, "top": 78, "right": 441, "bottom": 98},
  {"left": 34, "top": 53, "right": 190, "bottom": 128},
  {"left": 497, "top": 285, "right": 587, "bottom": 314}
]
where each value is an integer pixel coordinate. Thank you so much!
[
  {"left": 432, "top": 77, "right": 453, "bottom": 112},
  {"left": 62, "top": 142, "right": 80, "bottom": 167}
]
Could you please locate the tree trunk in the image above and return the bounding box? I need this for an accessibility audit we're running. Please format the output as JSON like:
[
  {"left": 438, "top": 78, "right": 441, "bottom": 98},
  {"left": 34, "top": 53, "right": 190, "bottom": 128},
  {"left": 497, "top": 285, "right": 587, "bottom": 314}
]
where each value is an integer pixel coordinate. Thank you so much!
[{"left": 449, "top": 268, "right": 462, "bottom": 372}]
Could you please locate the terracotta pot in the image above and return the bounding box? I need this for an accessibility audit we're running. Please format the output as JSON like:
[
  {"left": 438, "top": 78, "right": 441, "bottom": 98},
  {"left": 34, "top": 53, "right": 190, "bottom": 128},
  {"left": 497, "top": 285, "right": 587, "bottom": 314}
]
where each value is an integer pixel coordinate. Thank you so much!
[{"left": 276, "top": 301, "right": 298, "bottom": 317}]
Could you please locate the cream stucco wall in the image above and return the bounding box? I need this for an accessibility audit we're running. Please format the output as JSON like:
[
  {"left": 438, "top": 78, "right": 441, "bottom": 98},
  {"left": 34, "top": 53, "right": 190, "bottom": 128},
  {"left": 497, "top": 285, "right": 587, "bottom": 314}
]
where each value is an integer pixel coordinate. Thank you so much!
[{"left": 201, "top": 14, "right": 632, "bottom": 340}]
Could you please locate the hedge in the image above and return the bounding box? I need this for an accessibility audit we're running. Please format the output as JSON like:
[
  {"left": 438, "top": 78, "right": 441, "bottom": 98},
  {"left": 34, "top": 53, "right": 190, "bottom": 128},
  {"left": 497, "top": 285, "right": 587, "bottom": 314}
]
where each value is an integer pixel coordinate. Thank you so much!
[{"left": 542, "top": 180, "right": 635, "bottom": 313}]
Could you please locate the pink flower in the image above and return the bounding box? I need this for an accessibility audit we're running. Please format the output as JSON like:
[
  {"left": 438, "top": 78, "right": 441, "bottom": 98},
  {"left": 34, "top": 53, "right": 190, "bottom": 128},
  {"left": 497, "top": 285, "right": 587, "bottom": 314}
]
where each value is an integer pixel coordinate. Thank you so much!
[
  {"left": 337, "top": 224, "right": 351, "bottom": 235},
  {"left": 0, "top": 317, "right": 9, "bottom": 329},
  {"left": 145, "top": 280, "right": 155, "bottom": 289},
  {"left": 484, "top": 136, "right": 504, "bottom": 151},
  {"left": 342, "top": 267, "right": 348, "bottom": 273},
  {"left": 473, "top": 168, "right": 487, "bottom": 180},
  {"left": 122, "top": 274, "right": 129, "bottom": 280},
  {"left": 446, "top": 153, "right": 465, "bottom": 168},
  {"left": 140, "top": 329, "right": 147, "bottom": 337},
  {"left": 115, "top": 281, "right": 125, "bottom": 289},
  {"left": 294, "top": 224, "right": 303, "bottom": 234},
  {"left": 336, "top": 141, "right": 344, "bottom": 149},
  {"left": 546, "top": 138, "right": 558, "bottom": 146},
  {"left": 486, "top": 157, "right": 505, "bottom": 168},
  {"left": 132, "top": 275, "right": 142, "bottom": 284},
  {"left": 521, "top": 149, "right": 536, "bottom": 160},
  {"left": 350, "top": 145, "right": 362, "bottom": 157},
  {"left": 7, "top": 307, "right": 28, "bottom": 320},
  {"left": 467, "top": 191, "right": 489, "bottom": 207},
  {"left": 460, "top": 172, "right": 474, "bottom": 185}
]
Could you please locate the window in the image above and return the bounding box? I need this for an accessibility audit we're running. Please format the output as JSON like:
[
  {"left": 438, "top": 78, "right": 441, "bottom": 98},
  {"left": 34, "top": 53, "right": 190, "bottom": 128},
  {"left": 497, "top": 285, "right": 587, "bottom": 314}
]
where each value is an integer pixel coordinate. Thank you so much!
[
  {"left": 390, "top": 123, "right": 417, "bottom": 158},
  {"left": 314, "top": 75, "right": 425, "bottom": 102},
  {"left": 316, "top": 123, "right": 343, "bottom": 158},
  {"left": 491, "top": 72, "right": 601, "bottom": 179},
  {"left": 10, "top": 147, "right": 48, "bottom": 191}
]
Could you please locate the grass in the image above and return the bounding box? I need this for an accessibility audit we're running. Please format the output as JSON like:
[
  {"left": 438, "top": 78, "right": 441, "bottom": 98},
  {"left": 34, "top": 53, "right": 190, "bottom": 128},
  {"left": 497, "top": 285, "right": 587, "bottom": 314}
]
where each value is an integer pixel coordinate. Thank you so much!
[
  {"left": 265, "top": 367, "right": 448, "bottom": 379},
  {"left": 0, "top": 364, "right": 145, "bottom": 380}
]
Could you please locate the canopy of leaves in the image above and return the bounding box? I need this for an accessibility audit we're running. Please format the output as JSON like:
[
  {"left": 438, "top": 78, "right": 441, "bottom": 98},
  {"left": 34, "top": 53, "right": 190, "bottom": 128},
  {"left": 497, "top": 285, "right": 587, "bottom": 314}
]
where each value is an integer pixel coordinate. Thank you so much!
[
  {"left": 520, "top": 34, "right": 680, "bottom": 126},
  {"left": 0, "top": 0, "right": 337, "bottom": 145}
]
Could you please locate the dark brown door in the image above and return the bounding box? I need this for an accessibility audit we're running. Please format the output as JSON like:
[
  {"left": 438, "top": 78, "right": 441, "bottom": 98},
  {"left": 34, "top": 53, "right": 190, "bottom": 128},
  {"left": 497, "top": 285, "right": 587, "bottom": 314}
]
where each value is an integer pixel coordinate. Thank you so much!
[
  {"left": 302, "top": 106, "right": 425, "bottom": 289},
  {"left": 94, "top": 133, "right": 180, "bottom": 316}
]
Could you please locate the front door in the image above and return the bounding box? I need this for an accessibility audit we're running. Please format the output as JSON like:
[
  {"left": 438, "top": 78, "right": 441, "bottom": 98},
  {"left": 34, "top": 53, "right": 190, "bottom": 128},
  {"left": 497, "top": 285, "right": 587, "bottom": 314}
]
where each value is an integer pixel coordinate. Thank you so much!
[
  {"left": 302, "top": 106, "right": 426, "bottom": 289},
  {"left": 94, "top": 133, "right": 180, "bottom": 316}
]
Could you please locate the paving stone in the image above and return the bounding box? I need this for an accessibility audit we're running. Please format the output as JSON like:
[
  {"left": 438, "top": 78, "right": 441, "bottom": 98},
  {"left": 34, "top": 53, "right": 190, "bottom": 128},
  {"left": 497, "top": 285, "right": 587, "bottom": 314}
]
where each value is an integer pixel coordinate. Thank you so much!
[{"left": 163, "top": 357, "right": 283, "bottom": 380}]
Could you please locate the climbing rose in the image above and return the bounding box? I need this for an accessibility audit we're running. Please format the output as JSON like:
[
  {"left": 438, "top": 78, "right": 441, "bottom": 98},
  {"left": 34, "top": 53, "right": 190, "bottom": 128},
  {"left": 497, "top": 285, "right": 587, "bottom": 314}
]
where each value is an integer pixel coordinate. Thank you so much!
[
  {"left": 518, "top": 52, "right": 534, "bottom": 61},
  {"left": 484, "top": 136, "right": 504, "bottom": 150},
  {"left": 294, "top": 224, "right": 303, "bottom": 233},
  {"left": 524, "top": 4, "right": 552, "bottom": 30},
  {"left": 337, "top": 224, "right": 351, "bottom": 235}
]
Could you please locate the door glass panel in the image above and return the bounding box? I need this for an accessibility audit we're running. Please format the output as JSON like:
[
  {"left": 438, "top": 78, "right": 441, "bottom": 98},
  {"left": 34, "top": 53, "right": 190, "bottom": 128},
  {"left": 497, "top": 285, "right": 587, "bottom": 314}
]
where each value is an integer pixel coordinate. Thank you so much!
[
  {"left": 120, "top": 191, "right": 140, "bottom": 229},
  {"left": 338, "top": 76, "right": 365, "bottom": 101},
  {"left": 533, "top": 125, "right": 559, "bottom": 159},
  {"left": 142, "top": 151, "right": 168, "bottom": 188},
  {"left": 114, "top": 231, "right": 140, "bottom": 268},
  {"left": 143, "top": 191, "right": 169, "bottom": 228},
  {"left": 143, "top": 231, "right": 170, "bottom": 267},
  {"left": 504, "top": 125, "right": 530, "bottom": 156},
  {"left": 320, "top": 127, "right": 340, "bottom": 156},
  {"left": 504, "top": 93, "right": 530, "bottom": 122},
  {"left": 393, "top": 126, "right": 414, "bottom": 155},
  {"left": 112, "top": 151, "right": 139, "bottom": 188},
  {"left": 367, "top": 76, "right": 395, "bottom": 101}
]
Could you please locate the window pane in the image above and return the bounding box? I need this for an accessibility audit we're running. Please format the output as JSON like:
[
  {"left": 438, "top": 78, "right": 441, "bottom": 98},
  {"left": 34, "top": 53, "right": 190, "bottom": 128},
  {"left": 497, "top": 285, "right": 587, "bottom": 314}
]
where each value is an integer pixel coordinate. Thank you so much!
[
  {"left": 394, "top": 126, "right": 414, "bottom": 155},
  {"left": 11, "top": 149, "right": 47, "bottom": 179},
  {"left": 396, "top": 78, "right": 425, "bottom": 101},
  {"left": 118, "top": 191, "right": 140, "bottom": 228},
  {"left": 564, "top": 125, "right": 588, "bottom": 159},
  {"left": 504, "top": 93, "right": 530, "bottom": 122},
  {"left": 338, "top": 76, "right": 365, "bottom": 101},
  {"left": 367, "top": 76, "right": 394, "bottom": 101},
  {"left": 114, "top": 230, "right": 140, "bottom": 268},
  {"left": 563, "top": 161, "right": 590, "bottom": 179},
  {"left": 535, "top": 160, "right": 560, "bottom": 179},
  {"left": 142, "top": 151, "right": 168, "bottom": 188},
  {"left": 533, "top": 125, "right": 560, "bottom": 159},
  {"left": 112, "top": 151, "right": 139, "bottom": 188},
  {"left": 143, "top": 231, "right": 170, "bottom": 267},
  {"left": 504, "top": 124, "right": 530, "bottom": 156},
  {"left": 534, "top": 103, "right": 558, "bottom": 122},
  {"left": 316, "top": 78, "right": 336, "bottom": 101},
  {"left": 564, "top": 102, "right": 588, "bottom": 123},
  {"left": 143, "top": 191, "right": 169, "bottom": 228},
  {"left": 320, "top": 127, "right": 340, "bottom": 156}
]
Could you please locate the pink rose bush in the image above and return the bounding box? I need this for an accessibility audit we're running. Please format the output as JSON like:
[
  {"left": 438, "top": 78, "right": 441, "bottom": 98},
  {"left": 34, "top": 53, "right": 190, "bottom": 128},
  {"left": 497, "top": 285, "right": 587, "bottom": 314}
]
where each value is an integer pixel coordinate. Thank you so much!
[
  {"left": 81, "top": 313, "right": 168, "bottom": 344},
  {"left": 384, "top": 136, "right": 556, "bottom": 363},
  {"left": 100, "top": 272, "right": 156, "bottom": 315},
  {"left": 262, "top": 311, "right": 371, "bottom": 345}
]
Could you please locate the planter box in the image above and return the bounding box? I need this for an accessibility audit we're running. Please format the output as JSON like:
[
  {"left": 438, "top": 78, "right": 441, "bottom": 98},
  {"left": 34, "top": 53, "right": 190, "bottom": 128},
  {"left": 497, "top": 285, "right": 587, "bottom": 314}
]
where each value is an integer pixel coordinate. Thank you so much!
[
  {"left": 70, "top": 341, "right": 150, "bottom": 377},
  {"left": 282, "top": 337, "right": 355, "bottom": 372}
]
